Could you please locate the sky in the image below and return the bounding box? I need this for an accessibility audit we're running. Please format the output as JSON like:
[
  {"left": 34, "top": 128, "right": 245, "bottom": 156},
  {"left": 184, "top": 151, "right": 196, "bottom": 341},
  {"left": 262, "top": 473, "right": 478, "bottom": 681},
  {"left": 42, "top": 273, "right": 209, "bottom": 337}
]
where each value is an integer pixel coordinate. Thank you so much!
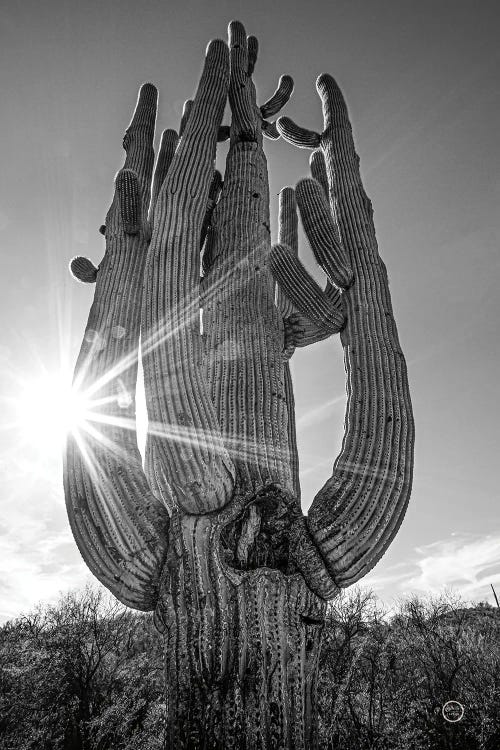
[{"left": 1, "top": 0, "right": 499, "bottom": 623}]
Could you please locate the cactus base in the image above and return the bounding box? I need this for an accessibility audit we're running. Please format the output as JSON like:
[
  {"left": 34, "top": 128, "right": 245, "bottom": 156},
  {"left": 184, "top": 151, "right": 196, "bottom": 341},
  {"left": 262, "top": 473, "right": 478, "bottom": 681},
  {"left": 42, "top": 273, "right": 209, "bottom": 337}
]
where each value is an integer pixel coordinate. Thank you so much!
[{"left": 154, "top": 510, "right": 326, "bottom": 749}]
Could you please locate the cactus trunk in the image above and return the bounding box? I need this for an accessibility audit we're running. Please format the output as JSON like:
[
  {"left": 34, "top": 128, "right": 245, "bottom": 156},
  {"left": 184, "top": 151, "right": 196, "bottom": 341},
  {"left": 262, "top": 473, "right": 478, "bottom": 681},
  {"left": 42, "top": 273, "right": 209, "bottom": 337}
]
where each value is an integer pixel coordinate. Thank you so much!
[{"left": 155, "top": 508, "right": 325, "bottom": 750}]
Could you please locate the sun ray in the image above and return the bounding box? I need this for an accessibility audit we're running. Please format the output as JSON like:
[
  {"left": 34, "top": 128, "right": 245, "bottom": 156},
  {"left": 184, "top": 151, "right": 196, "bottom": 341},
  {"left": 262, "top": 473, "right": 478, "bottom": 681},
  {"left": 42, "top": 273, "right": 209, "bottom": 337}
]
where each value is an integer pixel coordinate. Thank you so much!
[{"left": 6, "top": 235, "right": 290, "bottom": 485}]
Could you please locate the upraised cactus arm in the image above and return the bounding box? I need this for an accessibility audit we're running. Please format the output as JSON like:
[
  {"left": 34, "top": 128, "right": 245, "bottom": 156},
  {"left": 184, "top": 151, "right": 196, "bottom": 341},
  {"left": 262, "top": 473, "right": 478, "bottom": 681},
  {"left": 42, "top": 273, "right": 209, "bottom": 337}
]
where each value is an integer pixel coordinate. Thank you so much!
[
  {"left": 275, "top": 75, "right": 415, "bottom": 585},
  {"left": 64, "top": 84, "right": 170, "bottom": 610},
  {"left": 151, "top": 128, "right": 178, "bottom": 211},
  {"left": 140, "top": 40, "right": 236, "bottom": 514},
  {"left": 275, "top": 180, "right": 346, "bottom": 353},
  {"left": 200, "top": 21, "right": 296, "bottom": 494}
]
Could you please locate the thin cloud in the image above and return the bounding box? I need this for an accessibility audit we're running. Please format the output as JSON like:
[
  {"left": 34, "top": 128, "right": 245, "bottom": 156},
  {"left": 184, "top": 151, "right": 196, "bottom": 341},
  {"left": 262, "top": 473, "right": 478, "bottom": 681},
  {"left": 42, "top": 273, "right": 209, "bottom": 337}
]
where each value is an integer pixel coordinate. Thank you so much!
[
  {"left": 0, "top": 530, "right": 90, "bottom": 623},
  {"left": 363, "top": 533, "right": 500, "bottom": 605},
  {"left": 407, "top": 535, "right": 500, "bottom": 595},
  {"left": 296, "top": 394, "right": 346, "bottom": 430},
  {"left": 300, "top": 457, "right": 333, "bottom": 479},
  {"left": 0, "top": 479, "right": 89, "bottom": 623}
]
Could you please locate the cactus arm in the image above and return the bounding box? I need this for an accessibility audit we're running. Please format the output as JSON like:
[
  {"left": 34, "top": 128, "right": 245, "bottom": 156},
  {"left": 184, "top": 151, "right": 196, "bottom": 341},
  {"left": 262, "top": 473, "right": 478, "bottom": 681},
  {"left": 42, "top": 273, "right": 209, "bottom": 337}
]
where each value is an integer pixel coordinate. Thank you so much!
[
  {"left": 260, "top": 72, "right": 294, "bottom": 139},
  {"left": 141, "top": 40, "right": 235, "bottom": 514},
  {"left": 260, "top": 75, "right": 294, "bottom": 119},
  {"left": 285, "top": 313, "right": 335, "bottom": 348},
  {"left": 282, "top": 281, "right": 344, "bottom": 350},
  {"left": 278, "top": 187, "right": 298, "bottom": 251},
  {"left": 151, "top": 129, "right": 179, "bottom": 214},
  {"left": 228, "top": 21, "right": 258, "bottom": 144},
  {"left": 276, "top": 116, "right": 321, "bottom": 148},
  {"left": 179, "top": 99, "right": 193, "bottom": 137},
  {"left": 228, "top": 23, "right": 292, "bottom": 145},
  {"left": 275, "top": 187, "right": 301, "bottom": 496},
  {"left": 262, "top": 120, "right": 280, "bottom": 140},
  {"left": 121, "top": 83, "right": 157, "bottom": 196},
  {"left": 116, "top": 169, "right": 141, "bottom": 234},
  {"left": 273, "top": 183, "right": 345, "bottom": 511},
  {"left": 247, "top": 34, "right": 258, "bottom": 75},
  {"left": 309, "top": 149, "right": 329, "bottom": 198},
  {"left": 270, "top": 244, "right": 345, "bottom": 333},
  {"left": 274, "top": 173, "right": 347, "bottom": 350},
  {"left": 276, "top": 187, "right": 298, "bottom": 319},
  {"left": 64, "top": 84, "right": 170, "bottom": 611},
  {"left": 201, "top": 22, "right": 292, "bottom": 495},
  {"left": 274, "top": 185, "right": 346, "bottom": 337},
  {"left": 295, "top": 178, "right": 353, "bottom": 288},
  {"left": 278, "top": 74, "right": 415, "bottom": 586},
  {"left": 70, "top": 256, "right": 98, "bottom": 283}
]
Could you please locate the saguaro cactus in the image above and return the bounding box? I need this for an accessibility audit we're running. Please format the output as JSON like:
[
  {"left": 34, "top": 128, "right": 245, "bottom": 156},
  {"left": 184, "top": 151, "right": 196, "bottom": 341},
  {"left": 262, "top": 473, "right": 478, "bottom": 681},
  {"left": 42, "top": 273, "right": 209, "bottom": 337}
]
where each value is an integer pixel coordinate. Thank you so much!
[{"left": 64, "top": 21, "right": 414, "bottom": 749}]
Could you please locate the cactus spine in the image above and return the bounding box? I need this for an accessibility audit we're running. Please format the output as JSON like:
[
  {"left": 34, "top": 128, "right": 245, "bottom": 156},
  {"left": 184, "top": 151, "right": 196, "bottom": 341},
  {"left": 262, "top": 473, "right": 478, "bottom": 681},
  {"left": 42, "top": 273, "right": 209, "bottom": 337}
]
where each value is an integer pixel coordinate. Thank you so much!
[{"left": 64, "top": 21, "right": 414, "bottom": 749}]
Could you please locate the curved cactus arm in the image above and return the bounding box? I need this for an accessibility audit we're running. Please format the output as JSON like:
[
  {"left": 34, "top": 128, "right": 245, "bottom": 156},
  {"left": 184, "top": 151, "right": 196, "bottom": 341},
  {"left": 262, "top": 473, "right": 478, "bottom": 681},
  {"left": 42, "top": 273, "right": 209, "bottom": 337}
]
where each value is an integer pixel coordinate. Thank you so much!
[
  {"left": 270, "top": 244, "right": 345, "bottom": 333},
  {"left": 276, "top": 116, "right": 321, "bottom": 148},
  {"left": 141, "top": 40, "right": 235, "bottom": 515},
  {"left": 260, "top": 71, "right": 294, "bottom": 140},
  {"left": 275, "top": 186, "right": 344, "bottom": 349},
  {"left": 260, "top": 74, "right": 294, "bottom": 119},
  {"left": 283, "top": 312, "right": 334, "bottom": 349},
  {"left": 295, "top": 178, "right": 353, "bottom": 289},
  {"left": 64, "top": 84, "right": 170, "bottom": 611},
  {"left": 282, "top": 313, "right": 304, "bottom": 352},
  {"left": 283, "top": 74, "right": 415, "bottom": 586},
  {"left": 275, "top": 172, "right": 353, "bottom": 355}
]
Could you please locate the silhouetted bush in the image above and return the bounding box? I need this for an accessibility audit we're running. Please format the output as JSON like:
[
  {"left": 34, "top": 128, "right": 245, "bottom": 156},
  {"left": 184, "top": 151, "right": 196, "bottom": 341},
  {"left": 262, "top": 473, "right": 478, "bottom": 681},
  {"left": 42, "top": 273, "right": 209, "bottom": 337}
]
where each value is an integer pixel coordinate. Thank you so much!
[
  {"left": 1, "top": 586, "right": 499, "bottom": 749},
  {"left": 318, "top": 590, "right": 500, "bottom": 749},
  {"left": 0, "top": 586, "right": 163, "bottom": 750}
]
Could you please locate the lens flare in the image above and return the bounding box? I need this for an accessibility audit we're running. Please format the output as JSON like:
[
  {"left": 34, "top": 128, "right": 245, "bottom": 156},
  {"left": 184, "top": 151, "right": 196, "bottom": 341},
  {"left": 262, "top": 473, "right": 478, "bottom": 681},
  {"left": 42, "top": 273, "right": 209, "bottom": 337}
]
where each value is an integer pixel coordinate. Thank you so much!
[{"left": 16, "top": 371, "right": 93, "bottom": 449}]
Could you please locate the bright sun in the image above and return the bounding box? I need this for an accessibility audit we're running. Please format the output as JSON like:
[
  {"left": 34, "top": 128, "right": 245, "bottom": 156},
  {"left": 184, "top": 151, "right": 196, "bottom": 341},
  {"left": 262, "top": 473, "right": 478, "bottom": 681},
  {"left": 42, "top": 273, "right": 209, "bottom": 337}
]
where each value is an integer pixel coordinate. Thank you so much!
[{"left": 16, "top": 370, "right": 91, "bottom": 451}]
